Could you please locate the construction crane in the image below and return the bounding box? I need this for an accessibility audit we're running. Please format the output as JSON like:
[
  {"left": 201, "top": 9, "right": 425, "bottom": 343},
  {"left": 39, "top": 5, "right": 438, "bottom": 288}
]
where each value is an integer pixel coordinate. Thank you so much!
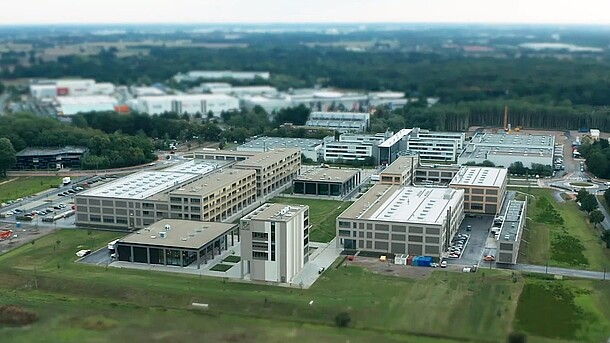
[{"left": 503, "top": 105, "right": 509, "bottom": 132}]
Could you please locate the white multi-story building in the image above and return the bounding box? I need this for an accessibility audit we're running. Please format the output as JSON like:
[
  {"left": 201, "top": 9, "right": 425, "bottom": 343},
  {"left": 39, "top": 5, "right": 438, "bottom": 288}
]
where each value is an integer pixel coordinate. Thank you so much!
[
  {"left": 406, "top": 128, "right": 465, "bottom": 162},
  {"left": 135, "top": 94, "right": 239, "bottom": 117},
  {"left": 240, "top": 203, "right": 310, "bottom": 284},
  {"left": 323, "top": 133, "right": 388, "bottom": 162}
]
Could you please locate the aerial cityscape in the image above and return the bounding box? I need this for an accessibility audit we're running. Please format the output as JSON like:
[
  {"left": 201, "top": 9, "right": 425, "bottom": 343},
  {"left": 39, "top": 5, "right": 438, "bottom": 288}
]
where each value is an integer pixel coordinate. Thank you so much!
[{"left": 0, "top": 2, "right": 610, "bottom": 343}]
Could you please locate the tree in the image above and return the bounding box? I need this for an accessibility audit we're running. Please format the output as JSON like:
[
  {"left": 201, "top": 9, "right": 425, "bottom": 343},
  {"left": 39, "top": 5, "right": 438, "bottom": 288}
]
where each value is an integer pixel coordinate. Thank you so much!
[
  {"left": 334, "top": 312, "right": 351, "bottom": 328},
  {"left": 585, "top": 151, "right": 608, "bottom": 177},
  {"left": 589, "top": 209, "right": 604, "bottom": 228},
  {"left": 576, "top": 188, "right": 590, "bottom": 203},
  {"left": 580, "top": 192, "right": 598, "bottom": 213},
  {"left": 604, "top": 188, "right": 610, "bottom": 205},
  {"left": 507, "top": 332, "right": 527, "bottom": 343},
  {"left": 0, "top": 138, "right": 16, "bottom": 177}
]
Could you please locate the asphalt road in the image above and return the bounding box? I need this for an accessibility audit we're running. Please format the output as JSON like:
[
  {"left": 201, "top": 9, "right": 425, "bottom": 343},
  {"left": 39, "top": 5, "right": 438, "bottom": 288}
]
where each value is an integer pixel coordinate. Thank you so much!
[{"left": 501, "top": 263, "right": 609, "bottom": 281}]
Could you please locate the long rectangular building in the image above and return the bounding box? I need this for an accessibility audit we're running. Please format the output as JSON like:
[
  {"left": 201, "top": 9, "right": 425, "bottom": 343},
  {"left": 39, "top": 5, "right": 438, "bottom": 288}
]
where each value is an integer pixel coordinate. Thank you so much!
[
  {"left": 496, "top": 200, "right": 527, "bottom": 264},
  {"left": 336, "top": 185, "right": 464, "bottom": 257},
  {"left": 75, "top": 165, "right": 256, "bottom": 229},
  {"left": 135, "top": 94, "right": 239, "bottom": 117},
  {"left": 293, "top": 168, "right": 361, "bottom": 198},
  {"left": 234, "top": 148, "right": 301, "bottom": 197}
]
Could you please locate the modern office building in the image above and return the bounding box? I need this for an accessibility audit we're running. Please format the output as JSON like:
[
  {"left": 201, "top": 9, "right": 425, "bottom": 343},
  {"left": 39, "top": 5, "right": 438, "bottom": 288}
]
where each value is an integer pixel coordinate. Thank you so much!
[
  {"left": 379, "top": 155, "right": 420, "bottom": 186},
  {"left": 496, "top": 200, "right": 527, "bottom": 265},
  {"left": 305, "top": 111, "right": 370, "bottom": 133},
  {"left": 449, "top": 166, "right": 508, "bottom": 215},
  {"left": 240, "top": 203, "right": 310, "bottom": 283},
  {"left": 14, "top": 146, "right": 88, "bottom": 170},
  {"left": 135, "top": 94, "right": 239, "bottom": 117},
  {"left": 174, "top": 70, "right": 271, "bottom": 82},
  {"left": 55, "top": 96, "right": 118, "bottom": 115},
  {"left": 336, "top": 185, "right": 464, "bottom": 257},
  {"left": 237, "top": 137, "right": 323, "bottom": 161},
  {"left": 115, "top": 219, "right": 239, "bottom": 269},
  {"left": 293, "top": 168, "right": 361, "bottom": 198},
  {"left": 234, "top": 148, "right": 301, "bottom": 197},
  {"left": 322, "top": 132, "right": 388, "bottom": 162},
  {"left": 406, "top": 128, "right": 465, "bottom": 162},
  {"left": 458, "top": 132, "right": 555, "bottom": 168},
  {"left": 75, "top": 165, "right": 257, "bottom": 229},
  {"left": 378, "top": 129, "right": 413, "bottom": 165}
]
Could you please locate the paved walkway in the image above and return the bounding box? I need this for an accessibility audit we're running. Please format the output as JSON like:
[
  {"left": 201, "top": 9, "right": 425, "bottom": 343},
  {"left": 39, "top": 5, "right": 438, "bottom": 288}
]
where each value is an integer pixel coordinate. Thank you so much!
[{"left": 595, "top": 196, "right": 610, "bottom": 232}]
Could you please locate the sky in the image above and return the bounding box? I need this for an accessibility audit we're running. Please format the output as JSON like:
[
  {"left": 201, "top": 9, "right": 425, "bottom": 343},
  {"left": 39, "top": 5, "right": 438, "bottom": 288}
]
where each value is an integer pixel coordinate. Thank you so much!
[{"left": 1, "top": 0, "right": 610, "bottom": 25}]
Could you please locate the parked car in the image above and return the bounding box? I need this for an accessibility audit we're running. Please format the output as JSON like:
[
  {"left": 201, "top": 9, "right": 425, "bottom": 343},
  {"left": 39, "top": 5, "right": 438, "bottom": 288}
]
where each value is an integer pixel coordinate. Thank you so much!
[{"left": 440, "top": 260, "right": 448, "bottom": 268}]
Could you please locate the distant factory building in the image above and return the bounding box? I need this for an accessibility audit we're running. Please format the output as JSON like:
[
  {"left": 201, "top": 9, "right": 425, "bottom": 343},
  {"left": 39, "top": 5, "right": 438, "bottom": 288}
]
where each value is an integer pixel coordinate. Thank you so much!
[
  {"left": 293, "top": 168, "right": 361, "bottom": 198},
  {"left": 135, "top": 94, "right": 239, "bottom": 117},
  {"left": 30, "top": 79, "right": 115, "bottom": 99},
  {"left": 305, "top": 111, "right": 370, "bottom": 133},
  {"left": 55, "top": 96, "right": 118, "bottom": 115},
  {"left": 174, "top": 70, "right": 271, "bottom": 83},
  {"left": 237, "top": 137, "right": 323, "bottom": 161}
]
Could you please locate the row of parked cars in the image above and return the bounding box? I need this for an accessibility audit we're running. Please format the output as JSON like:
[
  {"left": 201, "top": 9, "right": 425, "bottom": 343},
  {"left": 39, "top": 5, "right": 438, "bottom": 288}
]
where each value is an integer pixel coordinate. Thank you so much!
[
  {"left": 5, "top": 204, "right": 68, "bottom": 217},
  {"left": 448, "top": 233, "right": 470, "bottom": 259},
  {"left": 58, "top": 186, "right": 84, "bottom": 197}
]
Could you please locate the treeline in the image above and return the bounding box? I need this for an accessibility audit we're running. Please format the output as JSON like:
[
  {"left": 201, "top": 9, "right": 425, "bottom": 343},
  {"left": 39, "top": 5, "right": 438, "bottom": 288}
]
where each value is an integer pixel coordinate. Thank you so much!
[
  {"left": 372, "top": 100, "right": 610, "bottom": 133},
  {"left": 5, "top": 46, "right": 610, "bottom": 107},
  {"left": 0, "top": 113, "right": 156, "bottom": 170}
]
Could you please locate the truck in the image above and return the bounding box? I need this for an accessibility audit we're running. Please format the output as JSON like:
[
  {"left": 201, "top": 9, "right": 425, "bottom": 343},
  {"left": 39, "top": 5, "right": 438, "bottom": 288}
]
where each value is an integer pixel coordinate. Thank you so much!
[
  {"left": 108, "top": 239, "right": 119, "bottom": 252},
  {"left": 62, "top": 177, "right": 72, "bottom": 185}
]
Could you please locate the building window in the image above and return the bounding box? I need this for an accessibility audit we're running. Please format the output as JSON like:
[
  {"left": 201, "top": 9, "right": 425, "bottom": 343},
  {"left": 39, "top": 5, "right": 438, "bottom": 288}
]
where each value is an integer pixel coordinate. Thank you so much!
[
  {"left": 338, "top": 230, "right": 351, "bottom": 237},
  {"left": 170, "top": 205, "right": 182, "bottom": 210},
  {"left": 252, "top": 251, "right": 269, "bottom": 260},
  {"left": 252, "top": 242, "right": 268, "bottom": 250},
  {"left": 90, "top": 215, "right": 101, "bottom": 222},
  {"left": 471, "top": 204, "right": 484, "bottom": 210},
  {"left": 271, "top": 223, "right": 276, "bottom": 262},
  {"left": 191, "top": 198, "right": 201, "bottom": 203},
  {"left": 170, "top": 197, "right": 182, "bottom": 203},
  {"left": 338, "top": 221, "right": 351, "bottom": 228},
  {"left": 252, "top": 232, "right": 268, "bottom": 240}
]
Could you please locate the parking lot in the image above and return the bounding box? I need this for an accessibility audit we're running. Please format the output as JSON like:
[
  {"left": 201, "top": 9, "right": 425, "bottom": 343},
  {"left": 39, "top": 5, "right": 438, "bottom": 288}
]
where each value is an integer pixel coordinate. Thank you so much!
[{"left": 448, "top": 215, "right": 493, "bottom": 266}]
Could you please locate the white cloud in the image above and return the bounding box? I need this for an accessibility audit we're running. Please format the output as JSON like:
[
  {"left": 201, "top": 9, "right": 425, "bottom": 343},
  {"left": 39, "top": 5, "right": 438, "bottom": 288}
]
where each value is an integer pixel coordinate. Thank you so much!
[{"left": 1, "top": 0, "right": 610, "bottom": 25}]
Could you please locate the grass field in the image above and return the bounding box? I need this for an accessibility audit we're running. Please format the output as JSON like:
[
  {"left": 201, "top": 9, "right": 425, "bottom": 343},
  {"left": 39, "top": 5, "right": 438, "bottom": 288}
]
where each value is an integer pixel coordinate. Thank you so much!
[
  {"left": 0, "top": 177, "right": 63, "bottom": 203},
  {"left": 516, "top": 188, "right": 610, "bottom": 271},
  {"left": 268, "top": 197, "right": 351, "bottom": 242},
  {"left": 1, "top": 229, "right": 609, "bottom": 342}
]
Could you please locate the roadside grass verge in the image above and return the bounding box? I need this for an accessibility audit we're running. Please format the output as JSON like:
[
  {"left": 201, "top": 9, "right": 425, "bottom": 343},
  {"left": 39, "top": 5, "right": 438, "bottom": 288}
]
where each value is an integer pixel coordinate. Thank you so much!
[{"left": 515, "top": 188, "right": 610, "bottom": 270}]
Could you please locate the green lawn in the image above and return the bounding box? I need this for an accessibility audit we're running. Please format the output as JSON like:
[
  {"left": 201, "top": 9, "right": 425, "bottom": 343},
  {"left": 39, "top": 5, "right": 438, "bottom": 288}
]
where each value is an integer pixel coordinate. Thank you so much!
[
  {"left": 268, "top": 197, "right": 352, "bottom": 242},
  {"left": 516, "top": 188, "right": 610, "bottom": 271},
  {"left": 223, "top": 255, "right": 241, "bottom": 263},
  {"left": 0, "top": 176, "right": 64, "bottom": 203},
  {"left": 1, "top": 229, "right": 609, "bottom": 342}
]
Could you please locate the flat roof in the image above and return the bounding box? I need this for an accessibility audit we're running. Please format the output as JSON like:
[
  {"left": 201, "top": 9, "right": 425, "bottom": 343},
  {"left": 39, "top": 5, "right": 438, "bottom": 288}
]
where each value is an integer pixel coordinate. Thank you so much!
[
  {"left": 168, "top": 169, "right": 254, "bottom": 197},
  {"left": 162, "top": 160, "right": 220, "bottom": 175},
  {"left": 242, "top": 203, "right": 307, "bottom": 222},
  {"left": 56, "top": 95, "right": 117, "bottom": 105},
  {"left": 379, "top": 129, "right": 413, "bottom": 148},
  {"left": 238, "top": 137, "right": 323, "bottom": 151},
  {"left": 459, "top": 145, "right": 553, "bottom": 160},
  {"left": 235, "top": 148, "right": 300, "bottom": 168},
  {"left": 16, "top": 146, "right": 87, "bottom": 157},
  {"left": 81, "top": 171, "right": 198, "bottom": 199},
  {"left": 381, "top": 155, "right": 419, "bottom": 176},
  {"left": 138, "top": 94, "right": 237, "bottom": 102},
  {"left": 469, "top": 132, "right": 554, "bottom": 148},
  {"left": 295, "top": 168, "right": 359, "bottom": 183},
  {"left": 450, "top": 167, "right": 508, "bottom": 188},
  {"left": 340, "top": 184, "right": 463, "bottom": 225},
  {"left": 119, "top": 219, "right": 237, "bottom": 250},
  {"left": 499, "top": 200, "right": 526, "bottom": 241}
]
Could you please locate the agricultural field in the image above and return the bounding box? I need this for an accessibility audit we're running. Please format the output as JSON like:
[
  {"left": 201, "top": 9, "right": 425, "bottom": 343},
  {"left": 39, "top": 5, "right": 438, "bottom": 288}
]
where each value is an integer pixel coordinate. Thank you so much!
[
  {"left": 268, "top": 197, "right": 351, "bottom": 243},
  {"left": 1, "top": 229, "right": 609, "bottom": 342},
  {"left": 0, "top": 177, "right": 63, "bottom": 203},
  {"left": 517, "top": 188, "right": 610, "bottom": 271}
]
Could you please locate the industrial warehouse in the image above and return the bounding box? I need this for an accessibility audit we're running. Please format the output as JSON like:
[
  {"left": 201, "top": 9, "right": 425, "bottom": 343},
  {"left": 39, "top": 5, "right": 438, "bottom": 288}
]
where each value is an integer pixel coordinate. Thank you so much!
[{"left": 336, "top": 185, "right": 464, "bottom": 257}]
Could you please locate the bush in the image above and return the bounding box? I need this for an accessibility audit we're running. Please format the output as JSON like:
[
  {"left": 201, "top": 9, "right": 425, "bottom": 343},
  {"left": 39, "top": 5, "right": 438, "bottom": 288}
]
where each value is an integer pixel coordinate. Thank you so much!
[
  {"left": 334, "top": 312, "right": 351, "bottom": 328},
  {"left": 507, "top": 332, "right": 527, "bottom": 343}
]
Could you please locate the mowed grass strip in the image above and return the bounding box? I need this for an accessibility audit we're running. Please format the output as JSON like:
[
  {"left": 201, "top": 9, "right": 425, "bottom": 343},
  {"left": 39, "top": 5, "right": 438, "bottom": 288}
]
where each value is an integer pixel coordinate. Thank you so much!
[
  {"left": 0, "top": 229, "right": 519, "bottom": 342},
  {"left": 0, "top": 176, "right": 63, "bottom": 203},
  {"left": 515, "top": 188, "right": 610, "bottom": 270},
  {"left": 268, "top": 197, "right": 351, "bottom": 242}
]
